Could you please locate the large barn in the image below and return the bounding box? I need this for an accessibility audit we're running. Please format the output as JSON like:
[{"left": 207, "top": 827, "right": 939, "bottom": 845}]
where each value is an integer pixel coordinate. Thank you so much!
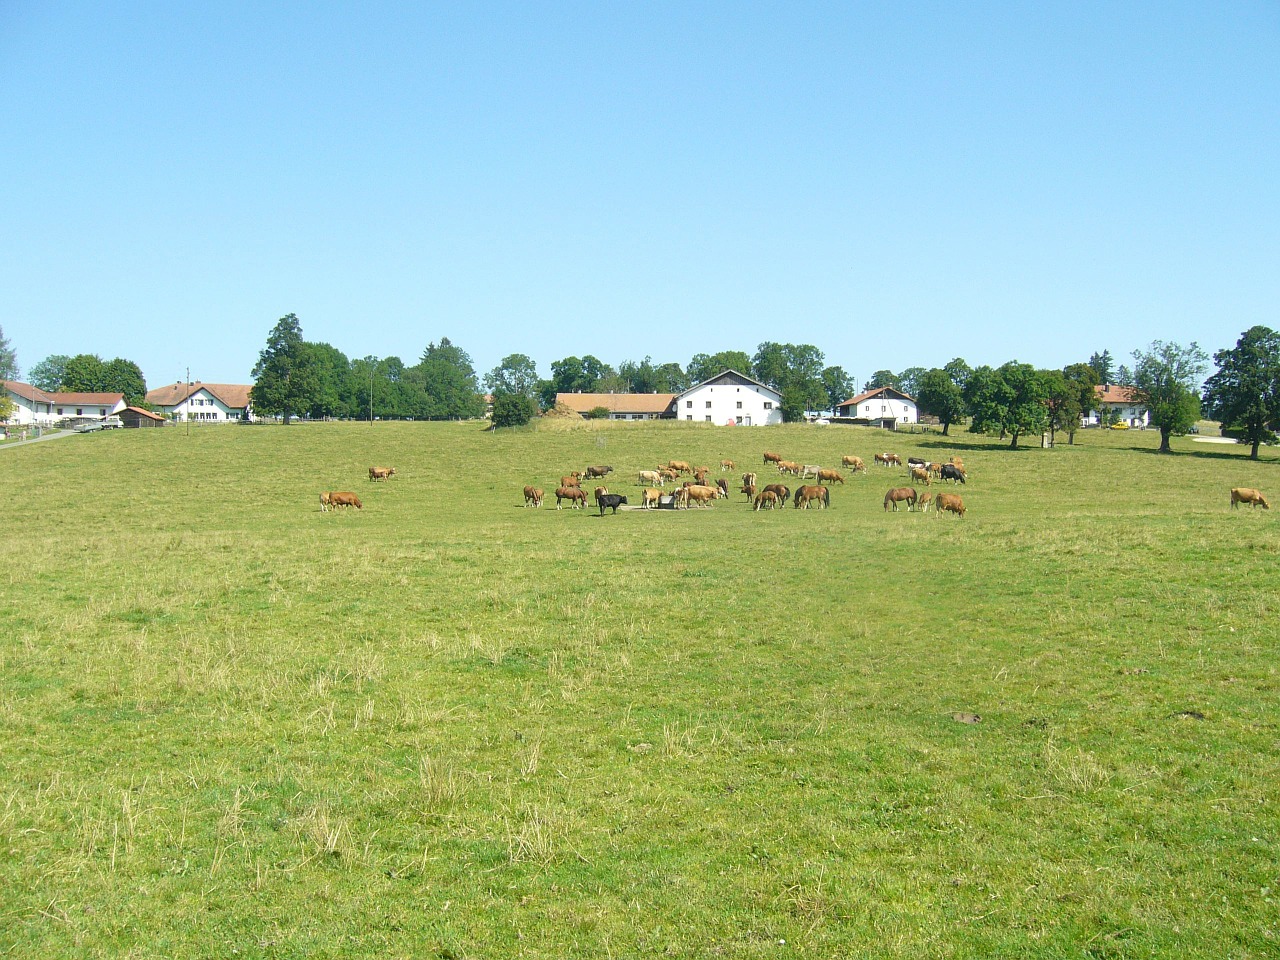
[
  {"left": 835, "top": 387, "right": 918, "bottom": 428},
  {"left": 146, "top": 381, "right": 254, "bottom": 422},
  {"left": 672, "top": 370, "right": 783, "bottom": 426}
]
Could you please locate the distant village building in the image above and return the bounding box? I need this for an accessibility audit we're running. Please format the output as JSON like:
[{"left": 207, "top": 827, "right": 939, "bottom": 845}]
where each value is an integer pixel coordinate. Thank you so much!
[
  {"left": 2, "top": 381, "right": 126, "bottom": 426},
  {"left": 673, "top": 370, "right": 783, "bottom": 426},
  {"left": 834, "top": 387, "right": 918, "bottom": 428},
  {"left": 1088, "top": 385, "right": 1149, "bottom": 427},
  {"left": 146, "top": 381, "right": 254, "bottom": 422},
  {"left": 555, "top": 392, "right": 677, "bottom": 420},
  {"left": 118, "top": 405, "right": 166, "bottom": 428}
]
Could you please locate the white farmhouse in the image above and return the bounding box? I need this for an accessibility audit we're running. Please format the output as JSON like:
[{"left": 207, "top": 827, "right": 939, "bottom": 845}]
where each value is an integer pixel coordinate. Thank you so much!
[
  {"left": 146, "top": 381, "right": 254, "bottom": 422},
  {"left": 1086, "top": 385, "right": 1149, "bottom": 427},
  {"left": 673, "top": 370, "right": 783, "bottom": 426},
  {"left": 834, "top": 387, "right": 918, "bottom": 428},
  {"left": 2, "top": 381, "right": 125, "bottom": 426}
]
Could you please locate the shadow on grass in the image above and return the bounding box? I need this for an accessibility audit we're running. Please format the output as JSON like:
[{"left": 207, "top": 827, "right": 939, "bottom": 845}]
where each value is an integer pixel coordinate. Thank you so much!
[
  {"left": 1126, "top": 445, "right": 1274, "bottom": 463},
  {"left": 915, "top": 438, "right": 1037, "bottom": 453}
]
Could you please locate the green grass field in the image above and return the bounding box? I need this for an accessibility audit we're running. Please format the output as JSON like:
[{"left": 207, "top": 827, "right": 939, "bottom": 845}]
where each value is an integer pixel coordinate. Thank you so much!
[{"left": 2, "top": 420, "right": 1277, "bottom": 958}]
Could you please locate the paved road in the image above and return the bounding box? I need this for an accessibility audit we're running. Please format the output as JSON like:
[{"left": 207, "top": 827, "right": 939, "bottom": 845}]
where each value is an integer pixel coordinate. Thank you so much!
[{"left": 0, "top": 429, "right": 74, "bottom": 450}]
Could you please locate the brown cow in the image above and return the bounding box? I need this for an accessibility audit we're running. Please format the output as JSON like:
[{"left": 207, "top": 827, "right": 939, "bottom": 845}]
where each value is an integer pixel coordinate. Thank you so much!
[
  {"left": 585, "top": 465, "right": 613, "bottom": 479},
  {"left": 915, "top": 492, "right": 933, "bottom": 513},
  {"left": 716, "top": 478, "right": 730, "bottom": 498},
  {"left": 326, "top": 492, "right": 363, "bottom": 511},
  {"left": 555, "top": 486, "right": 587, "bottom": 509},
  {"left": 763, "top": 451, "right": 783, "bottom": 465},
  {"left": 741, "top": 471, "right": 757, "bottom": 488},
  {"left": 778, "top": 460, "right": 802, "bottom": 476},
  {"left": 319, "top": 492, "right": 332, "bottom": 511},
  {"left": 794, "top": 485, "right": 829, "bottom": 509},
  {"left": 523, "top": 485, "right": 544, "bottom": 508},
  {"left": 753, "top": 490, "right": 780, "bottom": 511},
  {"left": 693, "top": 467, "right": 710, "bottom": 485},
  {"left": 668, "top": 460, "right": 692, "bottom": 475},
  {"left": 883, "top": 487, "right": 916, "bottom": 512},
  {"left": 936, "top": 493, "right": 966, "bottom": 517},
  {"left": 560, "top": 475, "right": 581, "bottom": 488},
  {"left": 1231, "top": 487, "right": 1270, "bottom": 509},
  {"left": 720, "top": 459, "right": 735, "bottom": 472},
  {"left": 841, "top": 455, "right": 866, "bottom": 473},
  {"left": 593, "top": 486, "right": 609, "bottom": 501},
  {"left": 638, "top": 469, "right": 663, "bottom": 487},
  {"left": 817, "top": 469, "right": 844, "bottom": 485},
  {"left": 741, "top": 482, "right": 756, "bottom": 502},
  {"left": 368, "top": 466, "right": 396, "bottom": 481},
  {"left": 641, "top": 487, "right": 662, "bottom": 509},
  {"left": 683, "top": 484, "right": 718, "bottom": 507},
  {"left": 910, "top": 466, "right": 931, "bottom": 486},
  {"left": 659, "top": 467, "right": 679, "bottom": 482}
]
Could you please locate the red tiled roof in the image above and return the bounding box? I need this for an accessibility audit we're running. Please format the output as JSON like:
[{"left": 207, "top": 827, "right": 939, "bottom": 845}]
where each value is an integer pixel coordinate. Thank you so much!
[
  {"left": 838, "top": 386, "right": 916, "bottom": 407},
  {"left": 556, "top": 393, "right": 676, "bottom": 414},
  {"left": 146, "top": 382, "right": 253, "bottom": 409},
  {"left": 1095, "top": 385, "right": 1141, "bottom": 404}
]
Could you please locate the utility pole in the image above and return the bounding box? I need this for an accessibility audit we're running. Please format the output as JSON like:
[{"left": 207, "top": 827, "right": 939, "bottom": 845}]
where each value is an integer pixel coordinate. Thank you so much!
[{"left": 185, "top": 367, "right": 190, "bottom": 437}]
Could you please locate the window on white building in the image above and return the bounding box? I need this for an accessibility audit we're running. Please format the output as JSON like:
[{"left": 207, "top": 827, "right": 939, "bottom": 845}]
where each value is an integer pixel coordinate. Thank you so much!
[
  {"left": 686, "top": 401, "right": 692, "bottom": 408},
  {"left": 763, "top": 402, "right": 772, "bottom": 410},
  {"left": 736, "top": 401, "right": 742, "bottom": 409},
  {"left": 705, "top": 416, "right": 711, "bottom": 422},
  {"left": 705, "top": 401, "right": 712, "bottom": 408}
]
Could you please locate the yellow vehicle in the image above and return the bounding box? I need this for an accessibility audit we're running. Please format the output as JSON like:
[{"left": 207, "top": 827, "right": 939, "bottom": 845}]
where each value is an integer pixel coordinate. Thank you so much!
[{"left": 1110, "top": 422, "right": 1129, "bottom": 430}]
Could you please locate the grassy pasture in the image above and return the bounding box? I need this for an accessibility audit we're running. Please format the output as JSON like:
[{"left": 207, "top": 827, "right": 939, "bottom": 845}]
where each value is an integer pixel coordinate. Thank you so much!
[{"left": 1, "top": 420, "right": 1277, "bottom": 959}]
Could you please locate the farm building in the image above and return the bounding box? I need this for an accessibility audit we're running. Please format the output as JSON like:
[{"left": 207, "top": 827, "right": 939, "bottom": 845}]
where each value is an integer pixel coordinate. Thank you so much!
[
  {"left": 119, "top": 405, "right": 166, "bottom": 428},
  {"left": 146, "top": 381, "right": 254, "bottom": 422},
  {"left": 673, "top": 370, "right": 783, "bottom": 426},
  {"left": 555, "top": 393, "right": 677, "bottom": 420},
  {"left": 2, "top": 381, "right": 126, "bottom": 426},
  {"left": 1087, "top": 385, "right": 1149, "bottom": 427},
  {"left": 834, "top": 387, "right": 918, "bottom": 428}
]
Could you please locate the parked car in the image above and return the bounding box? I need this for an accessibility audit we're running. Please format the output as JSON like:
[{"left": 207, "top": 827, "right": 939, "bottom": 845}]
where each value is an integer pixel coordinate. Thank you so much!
[
  {"left": 74, "top": 421, "right": 102, "bottom": 433},
  {"left": 101, "top": 416, "right": 123, "bottom": 429}
]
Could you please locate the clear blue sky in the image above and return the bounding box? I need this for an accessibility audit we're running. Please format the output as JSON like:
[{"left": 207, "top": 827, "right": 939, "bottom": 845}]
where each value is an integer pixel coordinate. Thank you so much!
[{"left": 3, "top": 2, "right": 1277, "bottom": 389}]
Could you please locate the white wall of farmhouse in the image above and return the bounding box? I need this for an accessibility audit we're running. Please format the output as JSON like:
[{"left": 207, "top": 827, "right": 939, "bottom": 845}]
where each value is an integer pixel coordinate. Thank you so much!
[
  {"left": 676, "top": 382, "right": 782, "bottom": 426},
  {"left": 169, "top": 389, "right": 243, "bottom": 422}
]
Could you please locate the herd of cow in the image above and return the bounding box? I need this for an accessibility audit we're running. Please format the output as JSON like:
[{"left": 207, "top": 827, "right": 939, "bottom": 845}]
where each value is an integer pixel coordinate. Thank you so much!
[
  {"left": 319, "top": 466, "right": 398, "bottom": 511},
  {"left": 521, "top": 451, "right": 973, "bottom": 517}
]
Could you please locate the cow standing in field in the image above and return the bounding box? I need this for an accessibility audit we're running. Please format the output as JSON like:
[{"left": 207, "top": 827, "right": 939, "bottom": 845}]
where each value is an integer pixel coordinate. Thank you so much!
[
  {"left": 369, "top": 466, "right": 396, "bottom": 481},
  {"left": 817, "top": 469, "right": 844, "bottom": 485},
  {"left": 716, "top": 478, "right": 730, "bottom": 499},
  {"left": 683, "top": 484, "right": 719, "bottom": 507},
  {"left": 638, "top": 469, "right": 663, "bottom": 487},
  {"left": 597, "top": 493, "right": 628, "bottom": 515},
  {"left": 1231, "top": 488, "right": 1270, "bottom": 509},
  {"left": 940, "top": 464, "right": 966, "bottom": 484},
  {"left": 641, "top": 487, "right": 662, "bottom": 509},
  {"left": 585, "top": 465, "right": 613, "bottom": 479},
  {"left": 560, "top": 475, "right": 581, "bottom": 489},
  {"left": 556, "top": 486, "right": 587, "bottom": 509},
  {"left": 741, "top": 482, "right": 756, "bottom": 502},
  {"left": 523, "top": 486, "right": 544, "bottom": 508},
  {"left": 325, "top": 492, "right": 363, "bottom": 511},
  {"left": 763, "top": 451, "right": 783, "bottom": 466},
  {"left": 741, "top": 472, "right": 757, "bottom": 489},
  {"left": 936, "top": 493, "right": 966, "bottom": 517},
  {"left": 910, "top": 466, "right": 931, "bottom": 486},
  {"left": 841, "top": 455, "right": 866, "bottom": 473},
  {"left": 721, "top": 460, "right": 735, "bottom": 472}
]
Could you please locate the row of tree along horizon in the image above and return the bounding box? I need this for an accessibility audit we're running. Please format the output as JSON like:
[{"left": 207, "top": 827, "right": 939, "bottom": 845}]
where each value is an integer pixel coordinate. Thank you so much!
[{"left": 6, "top": 318, "right": 1280, "bottom": 460}]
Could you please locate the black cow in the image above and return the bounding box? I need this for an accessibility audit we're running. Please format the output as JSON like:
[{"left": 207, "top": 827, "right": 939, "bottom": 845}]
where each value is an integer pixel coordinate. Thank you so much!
[
  {"left": 907, "top": 457, "right": 927, "bottom": 469},
  {"left": 940, "top": 464, "right": 967, "bottom": 484},
  {"left": 598, "top": 493, "right": 628, "bottom": 515}
]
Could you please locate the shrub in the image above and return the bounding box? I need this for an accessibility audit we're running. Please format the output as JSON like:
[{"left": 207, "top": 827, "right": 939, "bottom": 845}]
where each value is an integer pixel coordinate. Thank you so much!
[{"left": 490, "top": 394, "right": 536, "bottom": 428}]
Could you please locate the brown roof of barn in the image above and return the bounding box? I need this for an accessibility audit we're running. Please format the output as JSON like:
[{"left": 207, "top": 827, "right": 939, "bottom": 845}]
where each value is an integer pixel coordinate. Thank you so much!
[
  {"left": 839, "top": 386, "right": 916, "bottom": 407},
  {"left": 555, "top": 393, "right": 676, "bottom": 414},
  {"left": 146, "top": 381, "right": 254, "bottom": 409},
  {"left": 121, "top": 405, "right": 165, "bottom": 421},
  {"left": 1095, "top": 384, "right": 1142, "bottom": 404}
]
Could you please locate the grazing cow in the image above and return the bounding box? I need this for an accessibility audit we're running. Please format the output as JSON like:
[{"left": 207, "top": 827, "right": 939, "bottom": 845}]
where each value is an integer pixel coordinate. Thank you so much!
[
  {"left": 523, "top": 485, "right": 544, "bottom": 508},
  {"left": 940, "top": 464, "right": 967, "bottom": 484},
  {"left": 327, "top": 492, "right": 363, "bottom": 511},
  {"left": 907, "top": 457, "right": 927, "bottom": 470},
  {"left": 928, "top": 462, "right": 943, "bottom": 477},
  {"left": 754, "top": 490, "right": 780, "bottom": 511},
  {"left": 721, "top": 459, "right": 735, "bottom": 472},
  {"left": 716, "top": 478, "right": 730, "bottom": 498},
  {"left": 585, "top": 465, "right": 613, "bottom": 479},
  {"left": 693, "top": 467, "right": 710, "bottom": 485},
  {"left": 915, "top": 491, "right": 933, "bottom": 513},
  {"left": 817, "top": 469, "right": 844, "bottom": 485},
  {"left": 641, "top": 487, "right": 662, "bottom": 509},
  {"left": 598, "top": 493, "right": 628, "bottom": 515},
  {"left": 555, "top": 486, "right": 587, "bottom": 509},
  {"left": 319, "top": 492, "right": 332, "bottom": 511},
  {"left": 910, "top": 466, "right": 931, "bottom": 486},
  {"left": 638, "top": 469, "right": 663, "bottom": 487},
  {"left": 794, "top": 484, "right": 829, "bottom": 509},
  {"left": 841, "top": 455, "right": 866, "bottom": 472},
  {"left": 763, "top": 483, "right": 790, "bottom": 505},
  {"left": 593, "top": 486, "right": 609, "bottom": 501},
  {"left": 741, "top": 482, "right": 757, "bottom": 502},
  {"left": 683, "top": 484, "right": 719, "bottom": 507},
  {"left": 672, "top": 486, "right": 690, "bottom": 508},
  {"left": 659, "top": 467, "right": 680, "bottom": 482},
  {"left": 560, "top": 475, "right": 581, "bottom": 488},
  {"left": 936, "top": 492, "right": 966, "bottom": 517},
  {"left": 668, "top": 460, "right": 692, "bottom": 475},
  {"left": 883, "top": 487, "right": 916, "bottom": 512},
  {"left": 763, "top": 451, "right": 783, "bottom": 465},
  {"left": 369, "top": 466, "right": 396, "bottom": 481},
  {"left": 874, "top": 453, "right": 890, "bottom": 467},
  {"left": 798, "top": 464, "right": 821, "bottom": 480},
  {"left": 778, "top": 460, "right": 802, "bottom": 476},
  {"left": 741, "top": 471, "right": 757, "bottom": 488},
  {"left": 1231, "top": 487, "right": 1270, "bottom": 509}
]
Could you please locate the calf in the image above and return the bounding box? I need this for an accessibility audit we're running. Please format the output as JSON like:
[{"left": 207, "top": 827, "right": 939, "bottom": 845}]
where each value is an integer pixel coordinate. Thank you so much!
[
  {"left": 716, "top": 478, "right": 730, "bottom": 498},
  {"left": 1231, "top": 487, "right": 1270, "bottom": 509},
  {"left": 598, "top": 493, "right": 628, "bottom": 515},
  {"left": 523, "top": 485, "right": 544, "bottom": 508},
  {"left": 741, "top": 482, "right": 757, "bottom": 502},
  {"left": 915, "top": 491, "right": 933, "bottom": 513}
]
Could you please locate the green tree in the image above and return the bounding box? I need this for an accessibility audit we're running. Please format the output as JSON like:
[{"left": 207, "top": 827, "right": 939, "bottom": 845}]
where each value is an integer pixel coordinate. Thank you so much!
[
  {"left": 28, "top": 355, "right": 69, "bottom": 391},
  {"left": 965, "top": 361, "right": 1048, "bottom": 448},
  {"left": 250, "top": 314, "right": 317, "bottom": 424},
  {"left": 752, "top": 342, "right": 825, "bottom": 412},
  {"left": 1088, "top": 350, "right": 1114, "bottom": 384},
  {"left": 302, "top": 342, "right": 349, "bottom": 419},
  {"left": 617, "top": 357, "right": 687, "bottom": 394},
  {"left": 779, "top": 386, "right": 809, "bottom": 423},
  {"left": 484, "top": 354, "right": 540, "bottom": 398},
  {"left": 943, "top": 358, "right": 972, "bottom": 392},
  {"left": 549, "top": 355, "right": 611, "bottom": 396},
  {"left": 897, "top": 366, "right": 927, "bottom": 398},
  {"left": 0, "top": 394, "right": 15, "bottom": 422},
  {"left": 688, "top": 350, "right": 752, "bottom": 384},
  {"left": 61, "top": 354, "right": 106, "bottom": 392},
  {"left": 1202, "top": 326, "right": 1280, "bottom": 460},
  {"left": 1061, "top": 362, "right": 1100, "bottom": 444},
  {"left": 821, "top": 365, "right": 855, "bottom": 411},
  {"left": 0, "top": 325, "right": 17, "bottom": 380},
  {"left": 1131, "top": 340, "right": 1209, "bottom": 453},
  {"left": 1041, "top": 370, "right": 1084, "bottom": 446},
  {"left": 101, "top": 358, "right": 148, "bottom": 406},
  {"left": 413, "top": 338, "right": 484, "bottom": 419},
  {"left": 916, "top": 368, "right": 966, "bottom": 436},
  {"left": 864, "top": 369, "right": 899, "bottom": 392},
  {"left": 490, "top": 393, "right": 536, "bottom": 428}
]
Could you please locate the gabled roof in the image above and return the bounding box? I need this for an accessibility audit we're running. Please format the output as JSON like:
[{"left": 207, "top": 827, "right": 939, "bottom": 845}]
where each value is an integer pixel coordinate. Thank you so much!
[
  {"left": 3, "top": 380, "right": 56, "bottom": 403},
  {"left": 121, "top": 405, "right": 165, "bottom": 422},
  {"left": 146, "top": 381, "right": 254, "bottom": 409},
  {"left": 2, "top": 381, "right": 123, "bottom": 405},
  {"left": 556, "top": 393, "right": 676, "bottom": 414},
  {"left": 679, "top": 369, "right": 781, "bottom": 399},
  {"left": 838, "top": 386, "right": 916, "bottom": 407},
  {"left": 1095, "top": 384, "right": 1142, "bottom": 405}
]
